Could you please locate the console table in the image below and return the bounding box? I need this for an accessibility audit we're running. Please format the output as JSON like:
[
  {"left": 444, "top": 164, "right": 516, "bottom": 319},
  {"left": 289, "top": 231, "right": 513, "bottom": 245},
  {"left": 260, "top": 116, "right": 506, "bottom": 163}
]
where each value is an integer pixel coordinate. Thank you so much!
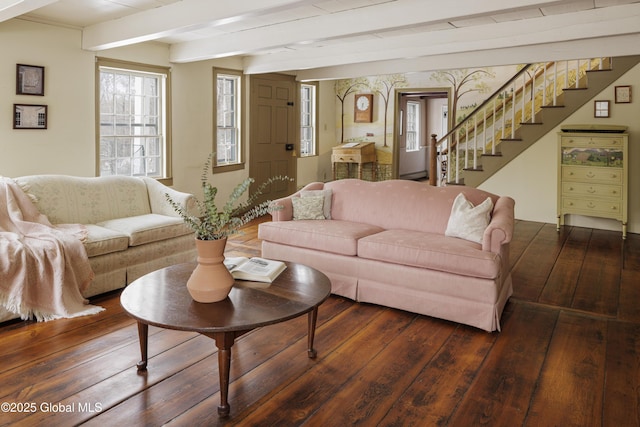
[{"left": 332, "top": 142, "right": 376, "bottom": 180}]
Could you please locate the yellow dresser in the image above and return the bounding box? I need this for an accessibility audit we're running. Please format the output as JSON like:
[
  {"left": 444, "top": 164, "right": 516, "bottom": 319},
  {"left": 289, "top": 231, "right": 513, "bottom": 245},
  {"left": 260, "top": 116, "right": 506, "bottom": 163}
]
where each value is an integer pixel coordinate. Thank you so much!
[{"left": 557, "top": 125, "right": 628, "bottom": 238}]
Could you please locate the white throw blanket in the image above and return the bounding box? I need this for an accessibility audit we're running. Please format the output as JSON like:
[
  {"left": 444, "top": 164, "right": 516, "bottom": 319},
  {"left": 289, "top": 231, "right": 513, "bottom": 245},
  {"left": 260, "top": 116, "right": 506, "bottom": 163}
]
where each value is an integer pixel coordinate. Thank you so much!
[{"left": 0, "top": 177, "right": 103, "bottom": 321}]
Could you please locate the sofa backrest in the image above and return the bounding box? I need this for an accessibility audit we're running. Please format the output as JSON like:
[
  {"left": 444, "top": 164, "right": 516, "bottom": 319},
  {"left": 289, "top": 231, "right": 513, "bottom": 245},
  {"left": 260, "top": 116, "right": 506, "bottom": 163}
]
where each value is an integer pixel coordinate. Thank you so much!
[
  {"left": 14, "top": 175, "right": 152, "bottom": 224},
  {"left": 323, "top": 179, "right": 499, "bottom": 234}
]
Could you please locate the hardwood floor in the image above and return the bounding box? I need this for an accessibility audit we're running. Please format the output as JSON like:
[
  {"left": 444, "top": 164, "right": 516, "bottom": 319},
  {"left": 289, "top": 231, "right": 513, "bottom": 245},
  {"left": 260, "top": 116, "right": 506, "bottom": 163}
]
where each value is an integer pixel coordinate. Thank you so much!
[{"left": 1, "top": 218, "right": 639, "bottom": 426}]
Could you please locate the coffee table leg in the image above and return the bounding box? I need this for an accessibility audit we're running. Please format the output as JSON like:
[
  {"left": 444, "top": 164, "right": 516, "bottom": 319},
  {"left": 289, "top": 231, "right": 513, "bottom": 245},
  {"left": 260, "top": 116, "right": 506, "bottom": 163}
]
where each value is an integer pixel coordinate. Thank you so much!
[
  {"left": 136, "top": 322, "right": 149, "bottom": 371},
  {"left": 213, "top": 332, "right": 236, "bottom": 417},
  {"left": 307, "top": 307, "right": 319, "bottom": 359}
]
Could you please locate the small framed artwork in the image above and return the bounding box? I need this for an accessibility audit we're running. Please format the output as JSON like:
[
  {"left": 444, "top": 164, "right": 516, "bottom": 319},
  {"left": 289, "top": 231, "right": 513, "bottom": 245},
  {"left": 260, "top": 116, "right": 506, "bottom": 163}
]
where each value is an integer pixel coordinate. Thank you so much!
[
  {"left": 594, "top": 100, "right": 609, "bottom": 118},
  {"left": 614, "top": 85, "right": 631, "bottom": 103},
  {"left": 16, "top": 64, "right": 45, "bottom": 96},
  {"left": 14, "top": 104, "right": 48, "bottom": 129}
]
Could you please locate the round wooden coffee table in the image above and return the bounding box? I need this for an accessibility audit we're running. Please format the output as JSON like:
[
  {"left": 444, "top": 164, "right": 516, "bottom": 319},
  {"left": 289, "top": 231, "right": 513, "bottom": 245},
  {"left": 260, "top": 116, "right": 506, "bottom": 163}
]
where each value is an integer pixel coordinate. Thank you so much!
[{"left": 120, "top": 261, "right": 331, "bottom": 417}]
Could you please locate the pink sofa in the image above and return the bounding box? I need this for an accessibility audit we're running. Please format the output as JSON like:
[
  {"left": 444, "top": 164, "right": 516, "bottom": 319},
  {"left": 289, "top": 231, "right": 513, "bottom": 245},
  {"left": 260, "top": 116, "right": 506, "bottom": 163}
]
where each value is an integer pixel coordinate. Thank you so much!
[{"left": 258, "top": 179, "right": 515, "bottom": 332}]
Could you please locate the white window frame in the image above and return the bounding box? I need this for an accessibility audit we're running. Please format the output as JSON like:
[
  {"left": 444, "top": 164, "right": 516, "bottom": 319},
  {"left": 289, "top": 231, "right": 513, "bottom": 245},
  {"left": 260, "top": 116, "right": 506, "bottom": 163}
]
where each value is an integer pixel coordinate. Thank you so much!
[
  {"left": 300, "top": 83, "right": 317, "bottom": 157},
  {"left": 214, "top": 68, "right": 244, "bottom": 172},
  {"left": 96, "top": 58, "right": 171, "bottom": 182},
  {"left": 406, "top": 100, "right": 421, "bottom": 152}
]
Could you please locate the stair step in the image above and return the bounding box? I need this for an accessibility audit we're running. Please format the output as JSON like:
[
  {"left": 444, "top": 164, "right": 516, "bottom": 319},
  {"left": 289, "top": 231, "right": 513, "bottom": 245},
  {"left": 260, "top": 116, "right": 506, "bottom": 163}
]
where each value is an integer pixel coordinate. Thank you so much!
[
  {"left": 481, "top": 153, "right": 503, "bottom": 157},
  {"left": 520, "top": 122, "right": 544, "bottom": 126},
  {"left": 500, "top": 138, "right": 522, "bottom": 142},
  {"left": 463, "top": 167, "right": 483, "bottom": 172},
  {"left": 541, "top": 105, "right": 565, "bottom": 109},
  {"left": 563, "top": 87, "right": 588, "bottom": 91}
]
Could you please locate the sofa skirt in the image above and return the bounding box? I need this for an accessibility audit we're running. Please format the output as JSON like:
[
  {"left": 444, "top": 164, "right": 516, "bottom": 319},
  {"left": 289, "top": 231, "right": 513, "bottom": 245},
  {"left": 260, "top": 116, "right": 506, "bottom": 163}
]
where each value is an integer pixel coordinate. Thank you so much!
[{"left": 261, "top": 240, "right": 513, "bottom": 332}]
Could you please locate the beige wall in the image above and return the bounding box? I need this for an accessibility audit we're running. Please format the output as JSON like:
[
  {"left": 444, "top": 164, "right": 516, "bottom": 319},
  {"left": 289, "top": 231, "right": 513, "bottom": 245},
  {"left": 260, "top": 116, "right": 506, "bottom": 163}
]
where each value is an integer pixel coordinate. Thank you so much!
[
  {"left": 0, "top": 20, "right": 95, "bottom": 177},
  {"left": 169, "top": 57, "right": 250, "bottom": 202}
]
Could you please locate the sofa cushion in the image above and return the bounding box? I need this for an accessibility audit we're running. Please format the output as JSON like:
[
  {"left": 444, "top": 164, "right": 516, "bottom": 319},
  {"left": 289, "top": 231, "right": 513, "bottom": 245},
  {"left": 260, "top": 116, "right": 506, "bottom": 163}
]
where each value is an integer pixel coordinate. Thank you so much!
[
  {"left": 83, "top": 224, "right": 130, "bottom": 257},
  {"left": 445, "top": 192, "right": 493, "bottom": 244},
  {"left": 292, "top": 196, "right": 325, "bottom": 220},
  {"left": 301, "top": 189, "right": 332, "bottom": 219},
  {"left": 258, "top": 220, "right": 384, "bottom": 256},
  {"left": 357, "top": 229, "right": 501, "bottom": 279},
  {"left": 96, "top": 214, "right": 193, "bottom": 247}
]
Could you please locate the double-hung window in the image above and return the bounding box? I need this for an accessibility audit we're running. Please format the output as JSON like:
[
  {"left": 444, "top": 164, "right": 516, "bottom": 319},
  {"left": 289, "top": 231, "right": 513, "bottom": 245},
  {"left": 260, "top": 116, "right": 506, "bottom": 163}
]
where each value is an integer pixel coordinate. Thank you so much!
[
  {"left": 406, "top": 101, "right": 421, "bottom": 152},
  {"left": 97, "top": 58, "right": 171, "bottom": 180},
  {"left": 215, "top": 69, "right": 243, "bottom": 169},
  {"left": 300, "top": 83, "right": 317, "bottom": 157}
]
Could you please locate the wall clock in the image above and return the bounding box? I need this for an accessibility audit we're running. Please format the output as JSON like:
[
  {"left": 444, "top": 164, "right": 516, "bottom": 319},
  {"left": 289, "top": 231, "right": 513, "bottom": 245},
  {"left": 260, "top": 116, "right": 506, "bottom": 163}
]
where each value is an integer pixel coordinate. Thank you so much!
[
  {"left": 354, "top": 94, "right": 373, "bottom": 123},
  {"left": 614, "top": 85, "right": 631, "bottom": 103}
]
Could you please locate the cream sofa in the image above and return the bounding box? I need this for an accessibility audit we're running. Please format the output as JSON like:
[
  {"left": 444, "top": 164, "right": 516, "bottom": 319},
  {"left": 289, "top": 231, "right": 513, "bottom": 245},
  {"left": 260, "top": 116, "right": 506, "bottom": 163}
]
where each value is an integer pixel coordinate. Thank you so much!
[
  {"left": 258, "top": 179, "right": 515, "bottom": 332},
  {"left": 0, "top": 174, "right": 196, "bottom": 322}
]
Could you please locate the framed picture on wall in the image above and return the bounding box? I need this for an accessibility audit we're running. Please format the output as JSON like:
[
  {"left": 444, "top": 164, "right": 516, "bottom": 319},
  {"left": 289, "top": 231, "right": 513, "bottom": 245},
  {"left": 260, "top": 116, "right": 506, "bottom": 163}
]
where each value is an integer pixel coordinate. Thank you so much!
[
  {"left": 594, "top": 100, "right": 610, "bottom": 118},
  {"left": 614, "top": 85, "right": 631, "bottom": 104},
  {"left": 16, "top": 64, "right": 45, "bottom": 96},
  {"left": 14, "top": 104, "right": 48, "bottom": 129}
]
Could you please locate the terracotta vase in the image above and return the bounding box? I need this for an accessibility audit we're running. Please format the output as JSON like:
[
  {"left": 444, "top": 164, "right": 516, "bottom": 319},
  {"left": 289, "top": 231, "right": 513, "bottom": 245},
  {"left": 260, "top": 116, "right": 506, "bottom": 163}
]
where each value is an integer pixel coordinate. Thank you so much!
[{"left": 187, "top": 238, "right": 234, "bottom": 303}]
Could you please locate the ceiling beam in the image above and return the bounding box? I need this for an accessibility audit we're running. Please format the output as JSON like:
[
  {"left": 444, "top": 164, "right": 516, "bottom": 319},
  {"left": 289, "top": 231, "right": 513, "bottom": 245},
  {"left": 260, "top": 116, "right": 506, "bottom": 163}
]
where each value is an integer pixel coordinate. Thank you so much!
[
  {"left": 169, "top": 0, "right": 565, "bottom": 63},
  {"left": 0, "top": 0, "right": 58, "bottom": 23},
  {"left": 243, "top": 3, "right": 640, "bottom": 75},
  {"left": 81, "top": 0, "right": 317, "bottom": 51},
  {"left": 296, "top": 34, "right": 640, "bottom": 81}
]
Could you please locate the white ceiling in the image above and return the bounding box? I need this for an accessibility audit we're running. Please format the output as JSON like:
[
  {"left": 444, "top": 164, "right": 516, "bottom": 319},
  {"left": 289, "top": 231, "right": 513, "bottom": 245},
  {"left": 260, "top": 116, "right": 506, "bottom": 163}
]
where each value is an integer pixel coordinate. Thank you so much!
[{"left": 3, "top": 0, "right": 640, "bottom": 80}]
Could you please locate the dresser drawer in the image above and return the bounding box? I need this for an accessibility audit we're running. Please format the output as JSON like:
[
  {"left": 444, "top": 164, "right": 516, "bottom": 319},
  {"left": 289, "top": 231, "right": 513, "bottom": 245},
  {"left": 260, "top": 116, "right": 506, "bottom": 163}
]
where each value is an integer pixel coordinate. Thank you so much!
[
  {"left": 334, "top": 147, "right": 363, "bottom": 156},
  {"left": 561, "top": 182, "right": 622, "bottom": 199},
  {"left": 561, "top": 166, "right": 622, "bottom": 184},
  {"left": 332, "top": 153, "right": 363, "bottom": 163},
  {"left": 561, "top": 197, "right": 622, "bottom": 219},
  {"left": 560, "top": 135, "right": 624, "bottom": 148}
]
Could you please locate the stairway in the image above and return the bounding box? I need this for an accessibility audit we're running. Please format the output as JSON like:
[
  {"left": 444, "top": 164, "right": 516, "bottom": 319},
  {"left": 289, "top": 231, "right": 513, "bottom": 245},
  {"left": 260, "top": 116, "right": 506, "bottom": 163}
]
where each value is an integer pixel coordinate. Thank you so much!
[{"left": 438, "top": 55, "right": 640, "bottom": 188}]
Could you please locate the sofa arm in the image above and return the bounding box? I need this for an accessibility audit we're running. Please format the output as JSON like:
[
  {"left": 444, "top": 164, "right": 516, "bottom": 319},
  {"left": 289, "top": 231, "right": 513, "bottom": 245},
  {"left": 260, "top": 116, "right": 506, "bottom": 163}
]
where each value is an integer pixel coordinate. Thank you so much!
[
  {"left": 269, "top": 182, "right": 325, "bottom": 222},
  {"left": 482, "top": 196, "right": 515, "bottom": 253},
  {"left": 142, "top": 177, "right": 196, "bottom": 218},
  {"left": 269, "top": 197, "right": 293, "bottom": 221}
]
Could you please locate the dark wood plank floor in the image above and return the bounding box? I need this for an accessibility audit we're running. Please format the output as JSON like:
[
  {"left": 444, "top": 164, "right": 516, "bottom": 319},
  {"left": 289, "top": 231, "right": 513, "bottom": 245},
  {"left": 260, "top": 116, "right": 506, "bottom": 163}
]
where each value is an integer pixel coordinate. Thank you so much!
[{"left": 1, "top": 218, "right": 639, "bottom": 426}]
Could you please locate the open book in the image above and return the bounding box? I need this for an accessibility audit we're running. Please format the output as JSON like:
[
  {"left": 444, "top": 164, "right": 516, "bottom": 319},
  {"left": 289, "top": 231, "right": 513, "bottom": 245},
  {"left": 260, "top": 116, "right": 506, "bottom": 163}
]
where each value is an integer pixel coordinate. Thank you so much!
[{"left": 224, "top": 257, "right": 287, "bottom": 283}]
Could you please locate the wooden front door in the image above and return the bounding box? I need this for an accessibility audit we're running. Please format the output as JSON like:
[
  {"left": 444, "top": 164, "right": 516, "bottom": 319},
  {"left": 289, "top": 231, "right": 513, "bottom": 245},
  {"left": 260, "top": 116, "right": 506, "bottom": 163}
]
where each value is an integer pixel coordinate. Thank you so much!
[{"left": 250, "top": 74, "right": 297, "bottom": 203}]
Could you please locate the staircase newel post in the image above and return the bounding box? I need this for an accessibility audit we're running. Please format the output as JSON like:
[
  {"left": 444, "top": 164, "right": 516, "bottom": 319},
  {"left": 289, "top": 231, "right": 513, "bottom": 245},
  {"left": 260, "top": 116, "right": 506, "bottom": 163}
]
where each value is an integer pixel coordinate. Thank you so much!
[{"left": 429, "top": 134, "right": 438, "bottom": 186}]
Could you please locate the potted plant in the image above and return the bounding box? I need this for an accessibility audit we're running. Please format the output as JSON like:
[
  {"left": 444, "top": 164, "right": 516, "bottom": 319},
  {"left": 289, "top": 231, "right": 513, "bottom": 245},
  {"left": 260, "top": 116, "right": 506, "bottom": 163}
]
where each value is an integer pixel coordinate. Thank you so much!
[{"left": 166, "top": 153, "right": 290, "bottom": 303}]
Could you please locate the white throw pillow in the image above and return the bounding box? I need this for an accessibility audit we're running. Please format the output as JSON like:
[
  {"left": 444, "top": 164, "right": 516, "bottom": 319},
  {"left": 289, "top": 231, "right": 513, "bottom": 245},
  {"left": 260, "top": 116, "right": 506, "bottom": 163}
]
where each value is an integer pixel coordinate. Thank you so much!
[
  {"left": 301, "top": 189, "right": 332, "bottom": 219},
  {"left": 292, "top": 196, "right": 325, "bottom": 220},
  {"left": 445, "top": 193, "right": 493, "bottom": 244}
]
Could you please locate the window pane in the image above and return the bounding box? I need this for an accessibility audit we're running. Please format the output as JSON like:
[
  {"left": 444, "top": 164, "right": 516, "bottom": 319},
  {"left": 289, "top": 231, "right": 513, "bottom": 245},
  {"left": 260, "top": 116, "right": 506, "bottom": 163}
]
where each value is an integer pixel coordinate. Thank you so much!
[
  {"left": 100, "top": 114, "right": 115, "bottom": 136},
  {"left": 406, "top": 101, "right": 420, "bottom": 152}
]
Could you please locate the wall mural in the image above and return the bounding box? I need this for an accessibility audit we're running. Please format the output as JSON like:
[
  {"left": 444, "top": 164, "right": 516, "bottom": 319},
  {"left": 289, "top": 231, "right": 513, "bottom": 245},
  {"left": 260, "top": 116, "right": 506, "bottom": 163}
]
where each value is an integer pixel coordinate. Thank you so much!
[
  {"left": 334, "top": 64, "right": 521, "bottom": 179},
  {"left": 370, "top": 74, "right": 408, "bottom": 147},
  {"left": 335, "top": 77, "right": 369, "bottom": 143}
]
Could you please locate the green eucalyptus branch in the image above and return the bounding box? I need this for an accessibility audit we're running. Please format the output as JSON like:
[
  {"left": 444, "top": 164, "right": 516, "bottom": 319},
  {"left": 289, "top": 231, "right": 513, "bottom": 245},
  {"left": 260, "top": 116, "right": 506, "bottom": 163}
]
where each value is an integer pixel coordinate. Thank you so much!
[{"left": 166, "top": 153, "right": 290, "bottom": 240}]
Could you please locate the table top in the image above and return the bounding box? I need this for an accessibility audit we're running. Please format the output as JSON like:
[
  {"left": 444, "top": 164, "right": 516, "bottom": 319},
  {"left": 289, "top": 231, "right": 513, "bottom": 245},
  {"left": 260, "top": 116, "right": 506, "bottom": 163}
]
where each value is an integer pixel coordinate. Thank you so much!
[{"left": 120, "top": 262, "right": 331, "bottom": 334}]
